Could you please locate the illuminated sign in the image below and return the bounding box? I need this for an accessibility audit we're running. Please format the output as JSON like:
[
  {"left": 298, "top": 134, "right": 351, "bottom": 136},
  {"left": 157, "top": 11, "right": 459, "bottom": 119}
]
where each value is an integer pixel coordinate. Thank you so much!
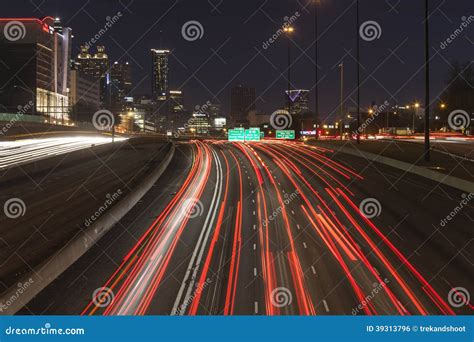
[
  {"left": 245, "top": 127, "right": 261, "bottom": 141},
  {"left": 228, "top": 128, "right": 245, "bottom": 141},
  {"left": 300, "top": 130, "right": 316, "bottom": 136},
  {"left": 276, "top": 130, "right": 295, "bottom": 139}
]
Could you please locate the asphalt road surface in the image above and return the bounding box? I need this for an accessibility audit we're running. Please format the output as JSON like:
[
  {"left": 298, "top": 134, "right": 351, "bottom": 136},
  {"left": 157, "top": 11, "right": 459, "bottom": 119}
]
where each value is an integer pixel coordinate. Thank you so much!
[
  {"left": 21, "top": 140, "right": 473, "bottom": 315},
  {"left": 0, "top": 140, "right": 169, "bottom": 289}
]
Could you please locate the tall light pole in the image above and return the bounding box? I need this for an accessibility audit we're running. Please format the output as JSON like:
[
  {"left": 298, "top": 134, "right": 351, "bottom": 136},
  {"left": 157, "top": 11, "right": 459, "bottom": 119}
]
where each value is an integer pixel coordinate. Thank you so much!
[
  {"left": 424, "top": 0, "right": 431, "bottom": 161},
  {"left": 314, "top": 0, "right": 320, "bottom": 130},
  {"left": 284, "top": 26, "right": 294, "bottom": 114},
  {"left": 339, "top": 62, "right": 344, "bottom": 140},
  {"left": 356, "top": 0, "right": 361, "bottom": 144}
]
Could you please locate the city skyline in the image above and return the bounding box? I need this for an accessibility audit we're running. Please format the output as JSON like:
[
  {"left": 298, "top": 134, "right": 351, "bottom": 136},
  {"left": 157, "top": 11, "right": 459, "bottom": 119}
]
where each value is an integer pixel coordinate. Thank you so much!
[{"left": 1, "top": 0, "right": 472, "bottom": 120}]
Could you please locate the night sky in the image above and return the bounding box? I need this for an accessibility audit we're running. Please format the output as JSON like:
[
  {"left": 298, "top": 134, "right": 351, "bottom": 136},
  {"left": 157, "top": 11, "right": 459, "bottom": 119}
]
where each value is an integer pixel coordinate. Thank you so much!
[{"left": 4, "top": 0, "right": 473, "bottom": 122}]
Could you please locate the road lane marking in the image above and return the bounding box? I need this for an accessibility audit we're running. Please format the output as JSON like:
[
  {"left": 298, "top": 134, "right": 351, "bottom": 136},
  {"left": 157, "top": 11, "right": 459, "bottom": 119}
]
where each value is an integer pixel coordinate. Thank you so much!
[
  {"left": 254, "top": 301, "right": 259, "bottom": 313},
  {"left": 311, "top": 266, "right": 317, "bottom": 275},
  {"left": 291, "top": 210, "right": 295, "bottom": 215},
  {"left": 253, "top": 243, "right": 256, "bottom": 250},
  {"left": 254, "top": 267, "right": 257, "bottom": 276},
  {"left": 303, "top": 242, "right": 307, "bottom": 249},
  {"left": 322, "top": 299, "right": 330, "bottom": 312},
  {"left": 171, "top": 148, "right": 223, "bottom": 315},
  {"left": 253, "top": 224, "right": 257, "bottom": 230},
  {"left": 296, "top": 224, "right": 301, "bottom": 230}
]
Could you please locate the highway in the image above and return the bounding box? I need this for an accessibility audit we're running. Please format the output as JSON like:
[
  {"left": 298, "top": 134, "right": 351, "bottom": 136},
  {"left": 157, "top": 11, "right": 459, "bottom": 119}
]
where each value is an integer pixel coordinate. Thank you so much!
[
  {"left": 0, "top": 136, "right": 126, "bottom": 170},
  {"left": 22, "top": 140, "right": 473, "bottom": 315}
]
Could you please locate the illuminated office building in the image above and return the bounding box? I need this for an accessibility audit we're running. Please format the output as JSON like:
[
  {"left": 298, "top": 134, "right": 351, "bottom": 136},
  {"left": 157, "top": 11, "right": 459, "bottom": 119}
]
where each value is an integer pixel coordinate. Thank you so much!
[
  {"left": 111, "top": 61, "right": 132, "bottom": 112},
  {"left": 0, "top": 17, "right": 71, "bottom": 119},
  {"left": 151, "top": 49, "right": 170, "bottom": 102},
  {"left": 76, "top": 45, "right": 110, "bottom": 106}
]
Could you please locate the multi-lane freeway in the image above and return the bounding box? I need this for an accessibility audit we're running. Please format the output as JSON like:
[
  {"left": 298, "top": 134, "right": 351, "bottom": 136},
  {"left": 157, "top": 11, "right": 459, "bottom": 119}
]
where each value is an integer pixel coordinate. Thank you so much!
[{"left": 21, "top": 140, "right": 472, "bottom": 315}]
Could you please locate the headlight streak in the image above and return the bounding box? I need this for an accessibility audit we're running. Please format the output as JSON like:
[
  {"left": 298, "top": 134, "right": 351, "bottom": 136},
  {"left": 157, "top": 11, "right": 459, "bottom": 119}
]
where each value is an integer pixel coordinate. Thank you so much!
[{"left": 0, "top": 137, "right": 126, "bottom": 170}]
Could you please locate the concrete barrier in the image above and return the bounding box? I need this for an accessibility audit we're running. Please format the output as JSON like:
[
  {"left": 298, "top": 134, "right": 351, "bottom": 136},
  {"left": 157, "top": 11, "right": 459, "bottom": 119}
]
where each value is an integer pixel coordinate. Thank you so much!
[
  {"left": 322, "top": 144, "right": 474, "bottom": 193},
  {"left": 0, "top": 142, "right": 175, "bottom": 314}
]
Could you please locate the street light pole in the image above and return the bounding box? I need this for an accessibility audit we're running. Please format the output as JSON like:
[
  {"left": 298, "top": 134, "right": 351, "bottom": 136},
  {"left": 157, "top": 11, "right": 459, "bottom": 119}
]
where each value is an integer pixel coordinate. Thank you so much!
[
  {"left": 356, "top": 0, "right": 361, "bottom": 144},
  {"left": 424, "top": 0, "right": 431, "bottom": 161},
  {"left": 314, "top": 0, "right": 319, "bottom": 128},
  {"left": 288, "top": 34, "right": 291, "bottom": 112},
  {"left": 284, "top": 26, "right": 294, "bottom": 115}
]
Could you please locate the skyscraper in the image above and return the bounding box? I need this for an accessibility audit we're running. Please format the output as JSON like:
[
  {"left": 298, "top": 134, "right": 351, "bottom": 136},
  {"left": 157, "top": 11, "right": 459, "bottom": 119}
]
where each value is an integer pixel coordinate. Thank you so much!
[
  {"left": 151, "top": 49, "right": 170, "bottom": 102},
  {"left": 111, "top": 61, "right": 132, "bottom": 112},
  {"left": 231, "top": 85, "right": 256, "bottom": 124},
  {"left": 286, "top": 89, "right": 309, "bottom": 115},
  {"left": 0, "top": 17, "right": 71, "bottom": 119},
  {"left": 76, "top": 45, "right": 110, "bottom": 107},
  {"left": 169, "top": 90, "right": 184, "bottom": 114}
]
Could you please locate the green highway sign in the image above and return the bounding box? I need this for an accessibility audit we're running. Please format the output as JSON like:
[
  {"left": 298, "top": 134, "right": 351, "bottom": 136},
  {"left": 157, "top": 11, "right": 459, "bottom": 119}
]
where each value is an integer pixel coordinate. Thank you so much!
[
  {"left": 276, "top": 130, "right": 295, "bottom": 139},
  {"left": 245, "top": 128, "right": 261, "bottom": 141},
  {"left": 228, "top": 128, "right": 245, "bottom": 141}
]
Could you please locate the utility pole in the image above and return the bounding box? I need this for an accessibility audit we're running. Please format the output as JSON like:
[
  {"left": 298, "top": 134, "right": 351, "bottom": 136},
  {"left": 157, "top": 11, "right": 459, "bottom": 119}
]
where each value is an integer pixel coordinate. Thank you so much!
[
  {"left": 339, "top": 62, "right": 344, "bottom": 140},
  {"left": 424, "top": 0, "right": 431, "bottom": 161}
]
